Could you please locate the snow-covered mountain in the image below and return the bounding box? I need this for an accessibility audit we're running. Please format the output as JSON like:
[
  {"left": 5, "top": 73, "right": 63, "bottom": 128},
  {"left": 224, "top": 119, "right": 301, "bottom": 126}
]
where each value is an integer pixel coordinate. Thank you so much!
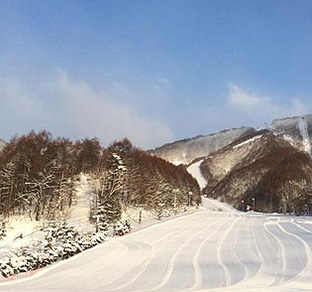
[
  {"left": 152, "top": 114, "right": 312, "bottom": 166},
  {"left": 270, "top": 114, "right": 312, "bottom": 157},
  {"left": 150, "top": 127, "right": 255, "bottom": 165}
]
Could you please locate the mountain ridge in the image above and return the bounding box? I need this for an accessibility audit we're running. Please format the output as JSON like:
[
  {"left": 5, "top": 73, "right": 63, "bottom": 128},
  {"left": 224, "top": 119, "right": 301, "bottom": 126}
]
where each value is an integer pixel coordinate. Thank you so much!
[
  {"left": 149, "top": 126, "right": 255, "bottom": 165},
  {"left": 151, "top": 114, "right": 312, "bottom": 165}
]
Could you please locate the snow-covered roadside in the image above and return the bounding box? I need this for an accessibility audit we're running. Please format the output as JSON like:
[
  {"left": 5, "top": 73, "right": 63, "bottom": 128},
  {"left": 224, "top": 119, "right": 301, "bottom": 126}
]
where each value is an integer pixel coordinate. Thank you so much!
[{"left": 121, "top": 205, "right": 201, "bottom": 236}]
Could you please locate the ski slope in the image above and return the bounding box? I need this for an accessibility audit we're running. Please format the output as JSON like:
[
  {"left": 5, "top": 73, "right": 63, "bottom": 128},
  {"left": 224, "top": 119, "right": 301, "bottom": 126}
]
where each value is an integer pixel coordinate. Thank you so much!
[
  {"left": 187, "top": 159, "right": 207, "bottom": 189},
  {"left": 2, "top": 202, "right": 312, "bottom": 292},
  {"left": 66, "top": 174, "right": 95, "bottom": 231},
  {"left": 299, "top": 116, "right": 312, "bottom": 158}
]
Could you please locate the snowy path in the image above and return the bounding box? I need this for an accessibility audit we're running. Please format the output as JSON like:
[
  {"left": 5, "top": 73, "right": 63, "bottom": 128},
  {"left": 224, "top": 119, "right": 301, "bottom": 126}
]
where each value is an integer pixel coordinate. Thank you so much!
[
  {"left": 66, "top": 174, "right": 95, "bottom": 230},
  {"left": 2, "top": 205, "right": 312, "bottom": 291}
]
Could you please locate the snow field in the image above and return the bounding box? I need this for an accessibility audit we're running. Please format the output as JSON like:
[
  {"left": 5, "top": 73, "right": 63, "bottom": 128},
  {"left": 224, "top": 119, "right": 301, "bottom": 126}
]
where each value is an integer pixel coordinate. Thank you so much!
[{"left": 2, "top": 168, "right": 312, "bottom": 292}]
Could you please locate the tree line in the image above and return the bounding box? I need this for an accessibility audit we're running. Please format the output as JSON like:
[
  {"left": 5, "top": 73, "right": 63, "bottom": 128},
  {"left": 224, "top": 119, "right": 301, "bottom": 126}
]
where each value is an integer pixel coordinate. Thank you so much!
[{"left": 0, "top": 131, "right": 200, "bottom": 224}]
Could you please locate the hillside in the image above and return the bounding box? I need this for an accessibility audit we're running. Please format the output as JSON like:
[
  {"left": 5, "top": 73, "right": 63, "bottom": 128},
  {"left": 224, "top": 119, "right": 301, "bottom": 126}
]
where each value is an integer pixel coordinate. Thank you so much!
[
  {"left": 201, "top": 130, "right": 312, "bottom": 214},
  {"left": 0, "top": 131, "right": 200, "bottom": 278},
  {"left": 270, "top": 114, "right": 312, "bottom": 157}
]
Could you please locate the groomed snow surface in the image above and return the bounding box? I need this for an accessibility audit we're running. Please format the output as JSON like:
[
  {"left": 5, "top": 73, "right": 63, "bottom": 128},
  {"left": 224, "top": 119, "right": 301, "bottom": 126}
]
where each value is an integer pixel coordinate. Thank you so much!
[{"left": 1, "top": 197, "right": 312, "bottom": 292}]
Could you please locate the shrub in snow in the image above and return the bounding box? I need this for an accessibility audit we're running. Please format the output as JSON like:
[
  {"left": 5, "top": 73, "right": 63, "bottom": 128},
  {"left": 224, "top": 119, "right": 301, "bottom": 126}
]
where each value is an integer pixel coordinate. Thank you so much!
[
  {"left": 0, "top": 222, "right": 5, "bottom": 240},
  {"left": 113, "top": 220, "right": 132, "bottom": 236},
  {"left": 0, "top": 222, "right": 107, "bottom": 278}
]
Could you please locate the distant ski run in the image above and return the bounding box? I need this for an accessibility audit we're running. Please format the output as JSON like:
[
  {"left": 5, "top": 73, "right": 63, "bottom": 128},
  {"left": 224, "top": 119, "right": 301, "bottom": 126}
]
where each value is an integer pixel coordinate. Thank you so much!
[{"left": 299, "top": 116, "right": 312, "bottom": 157}]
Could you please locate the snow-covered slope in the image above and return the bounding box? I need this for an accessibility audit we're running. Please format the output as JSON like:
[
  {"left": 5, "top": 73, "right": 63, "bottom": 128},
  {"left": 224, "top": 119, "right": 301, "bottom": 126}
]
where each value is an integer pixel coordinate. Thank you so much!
[
  {"left": 2, "top": 209, "right": 312, "bottom": 291},
  {"left": 201, "top": 196, "right": 238, "bottom": 212},
  {"left": 66, "top": 175, "right": 95, "bottom": 230},
  {"left": 187, "top": 159, "right": 207, "bottom": 190}
]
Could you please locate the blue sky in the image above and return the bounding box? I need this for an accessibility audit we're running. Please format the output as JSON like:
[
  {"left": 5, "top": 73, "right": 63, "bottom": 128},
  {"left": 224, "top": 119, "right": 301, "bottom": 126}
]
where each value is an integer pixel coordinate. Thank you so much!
[{"left": 1, "top": 0, "right": 312, "bottom": 148}]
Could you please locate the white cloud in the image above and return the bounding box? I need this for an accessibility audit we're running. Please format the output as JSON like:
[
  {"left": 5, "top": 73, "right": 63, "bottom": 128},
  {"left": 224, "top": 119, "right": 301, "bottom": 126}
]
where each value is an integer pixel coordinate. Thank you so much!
[
  {"left": 203, "top": 84, "right": 311, "bottom": 133},
  {"left": 0, "top": 72, "right": 174, "bottom": 149},
  {"left": 227, "top": 83, "right": 310, "bottom": 120},
  {"left": 56, "top": 72, "right": 174, "bottom": 148},
  {"left": 229, "top": 84, "right": 270, "bottom": 108}
]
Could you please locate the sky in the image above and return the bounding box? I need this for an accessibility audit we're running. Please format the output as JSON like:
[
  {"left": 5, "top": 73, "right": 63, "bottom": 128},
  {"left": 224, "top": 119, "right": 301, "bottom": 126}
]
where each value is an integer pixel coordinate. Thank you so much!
[{"left": 1, "top": 0, "right": 312, "bottom": 149}]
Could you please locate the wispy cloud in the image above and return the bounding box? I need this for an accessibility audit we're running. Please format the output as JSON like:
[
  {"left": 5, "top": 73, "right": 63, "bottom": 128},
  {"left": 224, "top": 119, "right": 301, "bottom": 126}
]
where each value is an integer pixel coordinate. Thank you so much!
[
  {"left": 204, "top": 84, "right": 311, "bottom": 132},
  {"left": 0, "top": 72, "right": 174, "bottom": 149},
  {"left": 228, "top": 84, "right": 307, "bottom": 118},
  {"left": 56, "top": 72, "right": 173, "bottom": 148},
  {"left": 0, "top": 77, "right": 47, "bottom": 136}
]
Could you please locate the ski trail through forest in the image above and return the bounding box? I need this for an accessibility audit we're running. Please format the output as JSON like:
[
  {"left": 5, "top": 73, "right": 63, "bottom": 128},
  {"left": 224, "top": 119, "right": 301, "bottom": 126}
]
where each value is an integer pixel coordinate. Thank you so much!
[{"left": 299, "top": 117, "right": 312, "bottom": 157}]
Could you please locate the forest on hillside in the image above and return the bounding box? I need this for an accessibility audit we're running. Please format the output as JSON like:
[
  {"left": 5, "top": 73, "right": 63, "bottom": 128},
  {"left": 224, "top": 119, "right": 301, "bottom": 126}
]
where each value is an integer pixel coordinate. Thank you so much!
[{"left": 0, "top": 131, "right": 200, "bottom": 226}]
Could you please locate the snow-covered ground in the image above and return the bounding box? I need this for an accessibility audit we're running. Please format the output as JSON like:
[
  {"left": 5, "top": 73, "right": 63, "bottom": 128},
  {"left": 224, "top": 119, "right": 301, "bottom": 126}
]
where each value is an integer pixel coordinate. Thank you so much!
[
  {"left": 2, "top": 198, "right": 312, "bottom": 292},
  {"left": 0, "top": 175, "right": 96, "bottom": 262},
  {"left": 0, "top": 219, "right": 42, "bottom": 259},
  {"left": 2, "top": 174, "right": 312, "bottom": 291},
  {"left": 187, "top": 159, "right": 207, "bottom": 189}
]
